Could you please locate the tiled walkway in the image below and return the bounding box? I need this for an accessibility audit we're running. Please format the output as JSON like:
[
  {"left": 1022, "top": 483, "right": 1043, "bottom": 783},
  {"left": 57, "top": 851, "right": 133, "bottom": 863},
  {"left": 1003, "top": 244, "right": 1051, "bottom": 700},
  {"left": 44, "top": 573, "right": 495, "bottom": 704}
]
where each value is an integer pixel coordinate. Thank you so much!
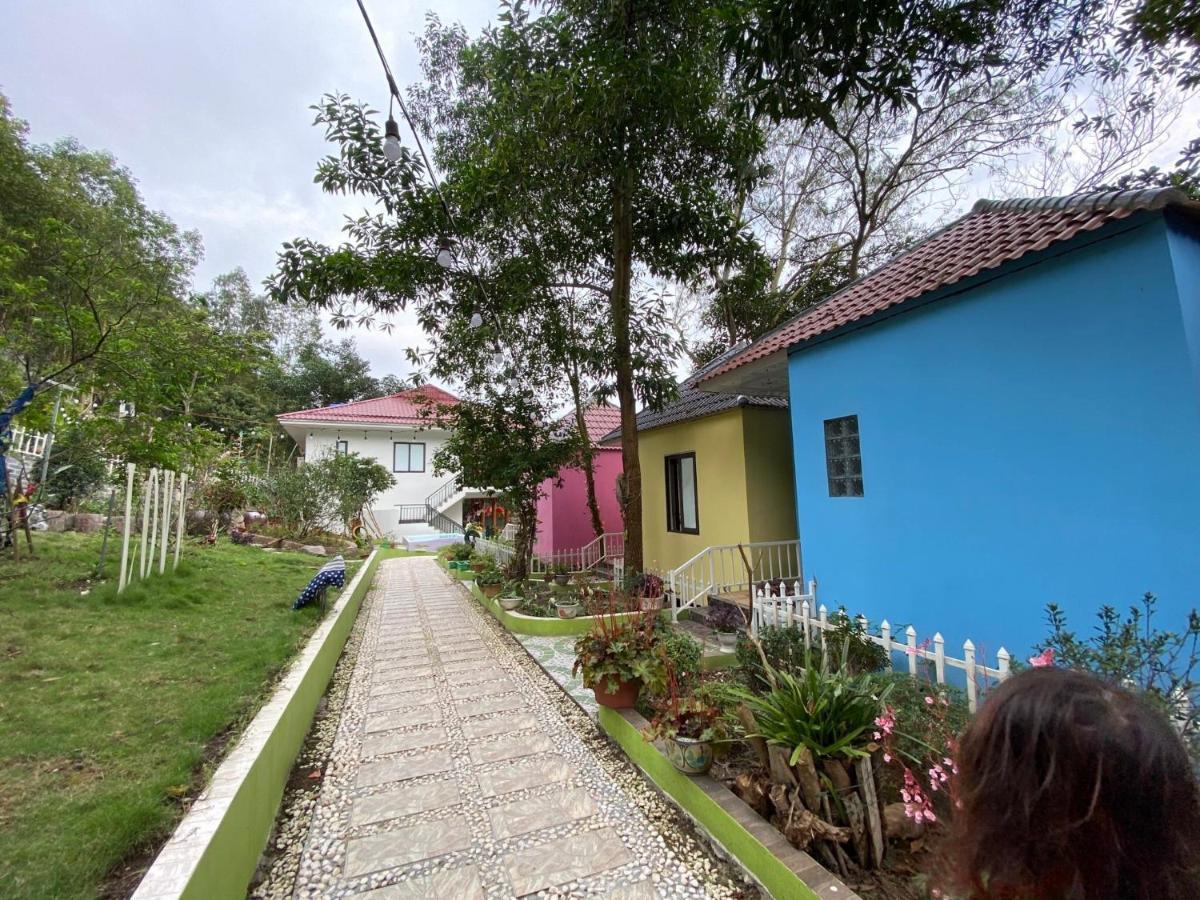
[{"left": 291, "top": 557, "right": 728, "bottom": 899}]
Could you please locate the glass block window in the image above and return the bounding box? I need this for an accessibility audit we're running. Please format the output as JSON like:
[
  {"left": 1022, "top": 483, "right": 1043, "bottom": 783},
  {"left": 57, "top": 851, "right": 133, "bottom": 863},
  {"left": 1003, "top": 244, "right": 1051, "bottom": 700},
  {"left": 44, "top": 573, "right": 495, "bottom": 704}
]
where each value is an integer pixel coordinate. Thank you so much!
[
  {"left": 665, "top": 452, "right": 699, "bottom": 534},
  {"left": 393, "top": 442, "right": 426, "bottom": 473},
  {"left": 824, "top": 415, "right": 864, "bottom": 497}
]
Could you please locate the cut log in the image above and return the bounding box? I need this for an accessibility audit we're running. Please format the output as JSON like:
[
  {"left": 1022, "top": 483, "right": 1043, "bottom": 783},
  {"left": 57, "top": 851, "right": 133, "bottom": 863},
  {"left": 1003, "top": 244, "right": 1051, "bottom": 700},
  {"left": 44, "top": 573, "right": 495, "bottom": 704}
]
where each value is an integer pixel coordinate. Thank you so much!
[
  {"left": 855, "top": 755, "right": 886, "bottom": 867},
  {"left": 734, "top": 772, "right": 771, "bottom": 817},
  {"left": 770, "top": 784, "right": 851, "bottom": 850},
  {"left": 736, "top": 704, "right": 770, "bottom": 769},
  {"left": 767, "top": 745, "right": 798, "bottom": 787},
  {"left": 822, "top": 757, "right": 852, "bottom": 792},
  {"left": 791, "top": 746, "right": 823, "bottom": 812},
  {"left": 845, "top": 793, "right": 870, "bottom": 867},
  {"left": 822, "top": 794, "right": 852, "bottom": 879}
]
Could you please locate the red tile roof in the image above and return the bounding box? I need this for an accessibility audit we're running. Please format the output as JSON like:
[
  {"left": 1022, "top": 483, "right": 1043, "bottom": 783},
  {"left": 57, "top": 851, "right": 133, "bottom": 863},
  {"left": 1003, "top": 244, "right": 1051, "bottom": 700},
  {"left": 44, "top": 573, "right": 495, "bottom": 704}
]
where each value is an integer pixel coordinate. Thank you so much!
[
  {"left": 701, "top": 188, "right": 1197, "bottom": 383},
  {"left": 277, "top": 385, "right": 459, "bottom": 425},
  {"left": 553, "top": 403, "right": 624, "bottom": 445}
]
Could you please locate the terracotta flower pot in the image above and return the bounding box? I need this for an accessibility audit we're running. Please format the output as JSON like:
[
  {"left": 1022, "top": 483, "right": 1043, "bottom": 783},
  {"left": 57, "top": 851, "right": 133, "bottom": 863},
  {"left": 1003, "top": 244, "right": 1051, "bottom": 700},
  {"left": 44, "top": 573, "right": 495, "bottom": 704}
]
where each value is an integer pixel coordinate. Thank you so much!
[
  {"left": 471, "top": 561, "right": 487, "bottom": 572},
  {"left": 481, "top": 583, "right": 502, "bottom": 598},
  {"left": 664, "top": 736, "right": 714, "bottom": 775},
  {"left": 592, "top": 677, "right": 641, "bottom": 709}
]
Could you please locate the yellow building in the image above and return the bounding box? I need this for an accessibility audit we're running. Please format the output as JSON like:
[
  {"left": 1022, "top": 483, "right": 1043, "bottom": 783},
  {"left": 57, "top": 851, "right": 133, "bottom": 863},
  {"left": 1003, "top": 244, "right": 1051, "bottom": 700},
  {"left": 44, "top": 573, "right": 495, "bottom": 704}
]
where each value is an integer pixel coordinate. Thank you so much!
[{"left": 602, "top": 387, "right": 797, "bottom": 575}]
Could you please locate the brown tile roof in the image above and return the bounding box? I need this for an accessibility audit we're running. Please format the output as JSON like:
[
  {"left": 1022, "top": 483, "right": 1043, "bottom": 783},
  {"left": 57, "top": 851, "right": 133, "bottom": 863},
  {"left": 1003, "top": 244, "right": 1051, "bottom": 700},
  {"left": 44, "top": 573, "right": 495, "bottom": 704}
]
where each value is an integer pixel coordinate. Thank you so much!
[
  {"left": 277, "top": 384, "right": 459, "bottom": 425},
  {"left": 701, "top": 188, "right": 1197, "bottom": 383},
  {"left": 598, "top": 386, "right": 787, "bottom": 443}
]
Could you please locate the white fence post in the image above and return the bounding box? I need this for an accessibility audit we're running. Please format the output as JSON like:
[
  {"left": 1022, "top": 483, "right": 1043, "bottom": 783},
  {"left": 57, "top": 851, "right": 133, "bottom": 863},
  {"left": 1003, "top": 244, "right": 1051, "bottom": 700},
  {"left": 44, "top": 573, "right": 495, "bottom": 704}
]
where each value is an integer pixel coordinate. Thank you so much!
[
  {"left": 119, "top": 463, "right": 135, "bottom": 592},
  {"left": 139, "top": 469, "right": 154, "bottom": 579},
  {"left": 964, "top": 639, "right": 977, "bottom": 712},
  {"left": 801, "top": 599, "right": 811, "bottom": 651},
  {"left": 173, "top": 473, "right": 187, "bottom": 570},
  {"left": 934, "top": 632, "right": 946, "bottom": 685},
  {"left": 880, "top": 619, "right": 893, "bottom": 670},
  {"left": 906, "top": 626, "right": 918, "bottom": 676},
  {"left": 158, "top": 470, "right": 173, "bottom": 575},
  {"left": 818, "top": 604, "right": 829, "bottom": 666},
  {"left": 997, "top": 647, "right": 1011, "bottom": 681}
]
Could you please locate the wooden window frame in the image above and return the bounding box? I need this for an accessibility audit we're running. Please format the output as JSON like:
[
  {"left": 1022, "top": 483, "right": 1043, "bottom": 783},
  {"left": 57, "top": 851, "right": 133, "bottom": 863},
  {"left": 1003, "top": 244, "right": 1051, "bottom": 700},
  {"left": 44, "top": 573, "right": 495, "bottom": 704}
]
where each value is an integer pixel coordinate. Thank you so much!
[
  {"left": 665, "top": 451, "right": 700, "bottom": 534},
  {"left": 393, "top": 441, "right": 426, "bottom": 474}
]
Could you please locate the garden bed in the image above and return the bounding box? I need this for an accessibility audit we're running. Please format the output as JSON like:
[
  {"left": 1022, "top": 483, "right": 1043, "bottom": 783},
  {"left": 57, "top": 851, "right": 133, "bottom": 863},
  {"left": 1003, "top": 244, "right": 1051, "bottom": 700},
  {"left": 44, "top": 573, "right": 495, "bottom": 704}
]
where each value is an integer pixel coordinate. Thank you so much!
[
  {"left": 468, "top": 580, "right": 659, "bottom": 636},
  {"left": 0, "top": 531, "right": 364, "bottom": 900}
]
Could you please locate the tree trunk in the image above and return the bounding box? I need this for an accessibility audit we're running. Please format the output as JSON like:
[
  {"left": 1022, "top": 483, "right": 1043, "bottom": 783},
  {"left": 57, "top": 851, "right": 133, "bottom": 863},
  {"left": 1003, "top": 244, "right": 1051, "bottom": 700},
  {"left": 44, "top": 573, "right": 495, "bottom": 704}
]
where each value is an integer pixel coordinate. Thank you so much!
[
  {"left": 568, "top": 368, "right": 604, "bottom": 539},
  {"left": 510, "top": 495, "right": 536, "bottom": 581},
  {"left": 611, "top": 164, "right": 642, "bottom": 574}
]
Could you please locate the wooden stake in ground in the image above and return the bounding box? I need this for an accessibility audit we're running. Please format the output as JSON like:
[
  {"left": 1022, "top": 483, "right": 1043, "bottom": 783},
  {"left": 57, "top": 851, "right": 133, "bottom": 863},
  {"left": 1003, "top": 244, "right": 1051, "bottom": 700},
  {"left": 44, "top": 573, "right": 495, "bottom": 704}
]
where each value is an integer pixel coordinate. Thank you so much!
[
  {"left": 158, "top": 470, "right": 173, "bottom": 575},
  {"left": 139, "top": 469, "right": 153, "bottom": 579},
  {"left": 173, "top": 473, "right": 187, "bottom": 571},
  {"left": 119, "top": 463, "right": 135, "bottom": 591}
]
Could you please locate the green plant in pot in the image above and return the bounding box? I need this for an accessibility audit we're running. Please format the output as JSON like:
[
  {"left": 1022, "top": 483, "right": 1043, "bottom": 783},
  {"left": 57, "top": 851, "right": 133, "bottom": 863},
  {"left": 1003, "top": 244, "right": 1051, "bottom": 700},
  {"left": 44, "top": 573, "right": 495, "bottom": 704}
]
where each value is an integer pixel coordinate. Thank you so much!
[
  {"left": 498, "top": 580, "right": 523, "bottom": 611},
  {"left": 573, "top": 612, "right": 666, "bottom": 709},
  {"left": 551, "top": 562, "right": 571, "bottom": 586},
  {"left": 707, "top": 602, "right": 744, "bottom": 652},
  {"left": 627, "top": 571, "right": 665, "bottom": 611},
  {"left": 555, "top": 588, "right": 582, "bottom": 619},
  {"left": 644, "top": 677, "right": 727, "bottom": 775},
  {"left": 476, "top": 567, "right": 504, "bottom": 598}
]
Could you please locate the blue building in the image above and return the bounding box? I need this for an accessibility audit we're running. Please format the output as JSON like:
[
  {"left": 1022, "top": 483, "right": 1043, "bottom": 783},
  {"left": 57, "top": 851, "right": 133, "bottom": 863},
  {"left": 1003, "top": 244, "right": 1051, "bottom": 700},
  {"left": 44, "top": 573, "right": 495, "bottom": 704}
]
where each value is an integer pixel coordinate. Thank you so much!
[{"left": 700, "top": 189, "right": 1200, "bottom": 658}]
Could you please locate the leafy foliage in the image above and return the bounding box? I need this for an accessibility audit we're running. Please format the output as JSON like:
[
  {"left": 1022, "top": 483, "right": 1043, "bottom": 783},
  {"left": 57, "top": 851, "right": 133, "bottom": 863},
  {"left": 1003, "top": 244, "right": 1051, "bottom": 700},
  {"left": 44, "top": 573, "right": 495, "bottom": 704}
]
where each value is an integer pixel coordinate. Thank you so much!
[
  {"left": 261, "top": 452, "right": 392, "bottom": 539},
  {"left": 1036, "top": 594, "right": 1200, "bottom": 752},
  {"left": 736, "top": 616, "right": 888, "bottom": 690},
  {"left": 573, "top": 612, "right": 668, "bottom": 697}
]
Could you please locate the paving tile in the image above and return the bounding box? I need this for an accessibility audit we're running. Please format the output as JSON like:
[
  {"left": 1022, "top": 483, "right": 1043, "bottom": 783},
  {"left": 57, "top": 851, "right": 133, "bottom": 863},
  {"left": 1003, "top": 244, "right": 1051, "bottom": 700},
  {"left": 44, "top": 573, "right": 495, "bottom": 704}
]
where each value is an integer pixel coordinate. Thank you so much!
[
  {"left": 350, "top": 779, "right": 461, "bottom": 826},
  {"left": 443, "top": 658, "right": 497, "bottom": 674},
  {"left": 455, "top": 693, "right": 527, "bottom": 718},
  {"left": 449, "top": 679, "right": 514, "bottom": 700},
  {"left": 356, "top": 749, "right": 452, "bottom": 788},
  {"left": 503, "top": 828, "right": 630, "bottom": 895},
  {"left": 444, "top": 669, "right": 508, "bottom": 687},
  {"left": 461, "top": 712, "right": 539, "bottom": 740},
  {"left": 487, "top": 787, "right": 597, "bottom": 839},
  {"left": 468, "top": 731, "right": 553, "bottom": 765},
  {"left": 478, "top": 755, "right": 573, "bottom": 797},
  {"left": 609, "top": 881, "right": 663, "bottom": 900},
  {"left": 373, "top": 668, "right": 433, "bottom": 686},
  {"left": 344, "top": 816, "right": 472, "bottom": 876},
  {"left": 348, "top": 865, "right": 485, "bottom": 899},
  {"left": 365, "top": 705, "right": 442, "bottom": 734},
  {"left": 361, "top": 726, "right": 449, "bottom": 758},
  {"left": 368, "top": 691, "right": 439, "bottom": 714}
]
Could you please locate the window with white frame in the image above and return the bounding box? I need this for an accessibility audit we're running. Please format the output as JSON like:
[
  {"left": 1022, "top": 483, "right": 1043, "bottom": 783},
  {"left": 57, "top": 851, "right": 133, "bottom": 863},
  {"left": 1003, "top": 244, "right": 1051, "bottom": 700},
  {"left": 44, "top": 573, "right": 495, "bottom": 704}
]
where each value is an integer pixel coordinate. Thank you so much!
[
  {"left": 393, "top": 441, "right": 426, "bottom": 473},
  {"left": 665, "top": 452, "right": 699, "bottom": 534}
]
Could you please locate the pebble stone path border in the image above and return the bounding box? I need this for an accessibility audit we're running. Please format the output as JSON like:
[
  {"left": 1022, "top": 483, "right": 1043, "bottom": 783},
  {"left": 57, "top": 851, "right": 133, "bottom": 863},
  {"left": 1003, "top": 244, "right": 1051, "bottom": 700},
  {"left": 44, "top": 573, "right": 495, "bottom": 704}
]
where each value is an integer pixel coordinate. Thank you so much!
[{"left": 290, "top": 557, "right": 757, "bottom": 899}]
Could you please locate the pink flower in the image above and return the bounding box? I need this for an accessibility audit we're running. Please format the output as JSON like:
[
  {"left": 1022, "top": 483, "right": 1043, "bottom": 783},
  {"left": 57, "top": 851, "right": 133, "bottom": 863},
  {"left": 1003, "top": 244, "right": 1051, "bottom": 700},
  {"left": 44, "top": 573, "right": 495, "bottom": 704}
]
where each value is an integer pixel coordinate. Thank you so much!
[
  {"left": 924, "top": 696, "right": 935, "bottom": 706},
  {"left": 1029, "top": 647, "right": 1055, "bottom": 668},
  {"left": 874, "top": 708, "right": 896, "bottom": 737},
  {"left": 883, "top": 752, "right": 892, "bottom": 763}
]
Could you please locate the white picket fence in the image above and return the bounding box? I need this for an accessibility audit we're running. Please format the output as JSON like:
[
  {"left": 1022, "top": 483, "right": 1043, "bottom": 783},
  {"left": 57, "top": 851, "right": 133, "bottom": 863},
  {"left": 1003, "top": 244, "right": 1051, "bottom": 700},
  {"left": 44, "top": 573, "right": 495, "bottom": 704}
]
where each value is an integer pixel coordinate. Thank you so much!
[
  {"left": 748, "top": 580, "right": 1011, "bottom": 713},
  {"left": 118, "top": 463, "right": 190, "bottom": 592},
  {"left": 6, "top": 426, "right": 48, "bottom": 460}
]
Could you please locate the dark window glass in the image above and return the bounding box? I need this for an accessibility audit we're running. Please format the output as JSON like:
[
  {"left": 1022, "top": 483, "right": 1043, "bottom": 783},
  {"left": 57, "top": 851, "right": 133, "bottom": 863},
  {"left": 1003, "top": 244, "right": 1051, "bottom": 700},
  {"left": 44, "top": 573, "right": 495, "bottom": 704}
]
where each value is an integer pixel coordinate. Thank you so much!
[
  {"left": 824, "top": 416, "right": 864, "bottom": 497},
  {"left": 335, "top": 440, "right": 349, "bottom": 456},
  {"left": 393, "top": 442, "right": 426, "bottom": 473},
  {"left": 665, "top": 452, "right": 699, "bottom": 533}
]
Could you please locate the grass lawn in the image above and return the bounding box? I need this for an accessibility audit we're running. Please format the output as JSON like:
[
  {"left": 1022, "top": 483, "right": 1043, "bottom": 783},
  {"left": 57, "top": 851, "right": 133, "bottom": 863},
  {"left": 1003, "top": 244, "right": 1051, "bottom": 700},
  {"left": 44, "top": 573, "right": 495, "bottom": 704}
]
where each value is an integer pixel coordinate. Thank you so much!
[{"left": 0, "top": 531, "right": 362, "bottom": 900}]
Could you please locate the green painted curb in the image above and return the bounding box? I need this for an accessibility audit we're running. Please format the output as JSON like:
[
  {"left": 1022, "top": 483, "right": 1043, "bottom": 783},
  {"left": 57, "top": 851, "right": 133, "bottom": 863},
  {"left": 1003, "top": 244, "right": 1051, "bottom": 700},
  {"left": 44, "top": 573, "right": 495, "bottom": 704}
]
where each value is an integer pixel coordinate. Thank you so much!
[
  {"left": 467, "top": 581, "right": 661, "bottom": 636},
  {"left": 135, "top": 548, "right": 394, "bottom": 899},
  {"left": 598, "top": 706, "right": 826, "bottom": 900}
]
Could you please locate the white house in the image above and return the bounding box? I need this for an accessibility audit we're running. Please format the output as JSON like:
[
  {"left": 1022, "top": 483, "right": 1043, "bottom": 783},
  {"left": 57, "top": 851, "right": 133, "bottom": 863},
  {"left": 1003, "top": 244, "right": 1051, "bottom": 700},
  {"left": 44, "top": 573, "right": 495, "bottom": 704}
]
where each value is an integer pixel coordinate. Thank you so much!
[{"left": 277, "top": 385, "right": 490, "bottom": 539}]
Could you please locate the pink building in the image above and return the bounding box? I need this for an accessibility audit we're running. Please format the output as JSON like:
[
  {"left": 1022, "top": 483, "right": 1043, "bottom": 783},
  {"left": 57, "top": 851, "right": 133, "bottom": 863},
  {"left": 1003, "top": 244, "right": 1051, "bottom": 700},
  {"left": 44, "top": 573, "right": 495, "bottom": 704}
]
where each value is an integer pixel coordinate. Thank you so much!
[{"left": 534, "top": 404, "right": 624, "bottom": 554}]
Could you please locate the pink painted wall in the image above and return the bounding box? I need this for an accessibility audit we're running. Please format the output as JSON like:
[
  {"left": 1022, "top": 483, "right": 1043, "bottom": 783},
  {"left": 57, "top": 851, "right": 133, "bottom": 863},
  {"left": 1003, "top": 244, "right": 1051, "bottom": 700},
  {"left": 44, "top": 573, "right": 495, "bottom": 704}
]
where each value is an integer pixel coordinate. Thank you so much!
[{"left": 534, "top": 447, "right": 624, "bottom": 554}]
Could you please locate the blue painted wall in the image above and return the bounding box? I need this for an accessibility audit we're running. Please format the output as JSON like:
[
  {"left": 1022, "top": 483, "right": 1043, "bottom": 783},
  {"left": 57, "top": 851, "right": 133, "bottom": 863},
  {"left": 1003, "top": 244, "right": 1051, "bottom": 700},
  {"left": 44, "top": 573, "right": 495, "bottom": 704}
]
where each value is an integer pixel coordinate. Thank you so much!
[{"left": 787, "top": 214, "right": 1200, "bottom": 662}]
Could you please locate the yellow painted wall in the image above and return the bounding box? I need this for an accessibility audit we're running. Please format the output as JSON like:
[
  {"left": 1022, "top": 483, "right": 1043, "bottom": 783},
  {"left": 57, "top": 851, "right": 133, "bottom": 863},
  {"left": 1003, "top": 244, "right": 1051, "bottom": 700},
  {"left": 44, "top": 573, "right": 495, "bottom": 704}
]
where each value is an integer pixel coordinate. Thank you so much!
[
  {"left": 741, "top": 406, "right": 798, "bottom": 544},
  {"left": 638, "top": 409, "right": 751, "bottom": 573}
]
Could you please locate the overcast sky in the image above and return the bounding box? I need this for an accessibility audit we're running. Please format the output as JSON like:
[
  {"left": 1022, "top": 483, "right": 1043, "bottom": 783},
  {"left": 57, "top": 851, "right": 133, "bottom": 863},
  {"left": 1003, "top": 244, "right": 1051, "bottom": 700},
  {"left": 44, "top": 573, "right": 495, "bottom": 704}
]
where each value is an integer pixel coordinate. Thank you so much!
[
  {"left": 0, "top": 0, "right": 495, "bottom": 381},
  {"left": 3, "top": 3, "right": 1196, "bottom": 385}
]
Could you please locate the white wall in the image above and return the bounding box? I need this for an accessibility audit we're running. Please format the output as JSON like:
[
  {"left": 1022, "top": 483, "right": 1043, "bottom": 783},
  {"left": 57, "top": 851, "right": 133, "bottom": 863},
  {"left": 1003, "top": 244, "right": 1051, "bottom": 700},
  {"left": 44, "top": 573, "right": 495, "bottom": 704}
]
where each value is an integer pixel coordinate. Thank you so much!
[{"left": 301, "top": 424, "right": 457, "bottom": 535}]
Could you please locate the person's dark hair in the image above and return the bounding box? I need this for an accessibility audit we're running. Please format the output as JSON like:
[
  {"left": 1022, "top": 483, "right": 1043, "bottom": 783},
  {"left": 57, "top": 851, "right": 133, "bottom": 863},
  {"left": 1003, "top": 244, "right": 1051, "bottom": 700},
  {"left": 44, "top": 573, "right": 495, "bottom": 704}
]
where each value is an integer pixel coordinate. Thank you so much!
[{"left": 944, "top": 666, "right": 1200, "bottom": 900}]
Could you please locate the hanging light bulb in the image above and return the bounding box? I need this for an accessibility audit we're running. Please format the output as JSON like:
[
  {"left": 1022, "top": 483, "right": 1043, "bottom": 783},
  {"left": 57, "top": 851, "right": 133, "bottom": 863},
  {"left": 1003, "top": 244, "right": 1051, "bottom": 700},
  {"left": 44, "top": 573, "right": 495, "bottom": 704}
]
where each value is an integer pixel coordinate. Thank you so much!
[
  {"left": 383, "top": 116, "right": 402, "bottom": 162},
  {"left": 435, "top": 237, "right": 454, "bottom": 269},
  {"left": 469, "top": 310, "right": 484, "bottom": 329}
]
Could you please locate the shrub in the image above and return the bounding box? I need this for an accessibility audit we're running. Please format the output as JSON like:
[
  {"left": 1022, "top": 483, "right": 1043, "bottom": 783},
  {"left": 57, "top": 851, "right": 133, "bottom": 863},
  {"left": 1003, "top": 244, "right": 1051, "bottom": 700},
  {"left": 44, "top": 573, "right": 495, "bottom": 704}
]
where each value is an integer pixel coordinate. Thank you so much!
[
  {"left": 574, "top": 613, "right": 667, "bottom": 696},
  {"left": 519, "top": 595, "right": 554, "bottom": 618},
  {"left": 1036, "top": 595, "right": 1199, "bottom": 756},
  {"left": 476, "top": 568, "right": 503, "bottom": 586},
  {"left": 735, "top": 664, "right": 893, "bottom": 762},
  {"left": 260, "top": 451, "right": 392, "bottom": 539},
  {"left": 737, "top": 615, "right": 888, "bottom": 690},
  {"left": 706, "top": 602, "right": 745, "bottom": 633},
  {"left": 43, "top": 426, "right": 109, "bottom": 510},
  {"left": 449, "top": 542, "right": 474, "bottom": 562},
  {"left": 871, "top": 671, "right": 970, "bottom": 769},
  {"left": 657, "top": 629, "right": 702, "bottom": 691}
]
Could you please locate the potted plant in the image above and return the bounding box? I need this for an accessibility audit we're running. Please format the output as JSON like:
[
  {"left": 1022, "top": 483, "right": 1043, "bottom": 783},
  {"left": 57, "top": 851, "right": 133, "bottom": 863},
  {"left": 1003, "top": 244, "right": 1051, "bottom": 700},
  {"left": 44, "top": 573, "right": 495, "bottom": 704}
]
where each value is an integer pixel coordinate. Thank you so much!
[
  {"left": 551, "top": 562, "right": 571, "bottom": 586},
  {"left": 573, "top": 613, "right": 666, "bottom": 708},
  {"left": 644, "top": 695, "right": 726, "bottom": 775},
  {"left": 541, "top": 569, "right": 555, "bottom": 584},
  {"left": 628, "top": 571, "right": 665, "bottom": 612},
  {"left": 470, "top": 552, "right": 489, "bottom": 573},
  {"left": 707, "top": 602, "right": 744, "bottom": 652},
  {"left": 555, "top": 590, "right": 582, "bottom": 619},
  {"left": 476, "top": 567, "right": 504, "bottom": 598},
  {"left": 498, "top": 582, "right": 523, "bottom": 611}
]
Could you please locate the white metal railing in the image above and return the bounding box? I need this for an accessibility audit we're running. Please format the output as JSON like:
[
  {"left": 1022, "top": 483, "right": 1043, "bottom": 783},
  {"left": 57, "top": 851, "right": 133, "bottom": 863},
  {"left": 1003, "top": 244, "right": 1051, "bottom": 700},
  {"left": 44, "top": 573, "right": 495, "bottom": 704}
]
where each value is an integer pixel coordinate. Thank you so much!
[
  {"left": 6, "top": 426, "right": 48, "bottom": 459},
  {"left": 747, "top": 580, "right": 1011, "bottom": 712},
  {"left": 474, "top": 531, "right": 625, "bottom": 577},
  {"left": 528, "top": 531, "right": 625, "bottom": 575},
  {"left": 500, "top": 522, "right": 518, "bottom": 543},
  {"left": 668, "top": 539, "right": 803, "bottom": 618}
]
